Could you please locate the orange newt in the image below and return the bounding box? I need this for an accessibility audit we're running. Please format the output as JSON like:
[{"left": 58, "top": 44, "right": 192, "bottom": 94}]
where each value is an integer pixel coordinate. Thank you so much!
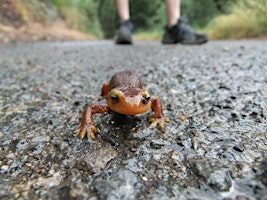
[{"left": 75, "top": 71, "right": 169, "bottom": 140}]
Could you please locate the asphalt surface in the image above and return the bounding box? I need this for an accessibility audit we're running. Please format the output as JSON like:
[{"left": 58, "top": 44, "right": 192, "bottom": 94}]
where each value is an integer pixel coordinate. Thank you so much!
[{"left": 0, "top": 40, "right": 267, "bottom": 200}]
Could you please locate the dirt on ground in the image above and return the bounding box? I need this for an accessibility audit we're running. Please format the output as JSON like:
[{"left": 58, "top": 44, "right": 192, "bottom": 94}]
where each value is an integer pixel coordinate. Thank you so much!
[{"left": 0, "top": 22, "right": 94, "bottom": 42}]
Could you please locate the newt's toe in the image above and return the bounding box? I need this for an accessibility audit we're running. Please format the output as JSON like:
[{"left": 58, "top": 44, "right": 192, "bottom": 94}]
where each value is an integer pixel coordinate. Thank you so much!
[
  {"left": 73, "top": 128, "right": 86, "bottom": 139},
  {"left": 80, "top": 129, "right": 87, "bottom": 139},
  {"left": 88, "top": 126, "right": 98, "bottom": 140},
  {"left": 150, "top": 117, "right": 169, "bottom": 127},
  {"left": 74, "top": 125, "right": 98, "bottom": 140}
]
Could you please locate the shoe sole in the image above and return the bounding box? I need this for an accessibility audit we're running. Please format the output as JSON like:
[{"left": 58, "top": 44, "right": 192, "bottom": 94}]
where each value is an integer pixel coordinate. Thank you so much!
[
  {"left": 162, "top": 38, "right": 208, "bottom": 45},
  {"left": 115, "top": 38, "right": 133, "bottom": 44},
  {"left": 115, "top": 28, "right": 133, "bottom": 45}
]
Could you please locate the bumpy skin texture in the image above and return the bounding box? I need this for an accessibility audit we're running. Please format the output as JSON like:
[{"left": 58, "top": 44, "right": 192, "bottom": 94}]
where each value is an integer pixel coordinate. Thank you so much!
[{"left": 75, "top": 71, "right": 169, "bottom": 140}]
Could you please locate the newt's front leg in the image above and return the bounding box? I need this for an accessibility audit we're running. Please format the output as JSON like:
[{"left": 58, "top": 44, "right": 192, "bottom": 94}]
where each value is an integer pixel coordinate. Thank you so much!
[
  {"left": 150, "top": 97, "right": 169, "bottom": 127},
  {"left": 74, "top": 103, "right": 109, "bottom": 140}
]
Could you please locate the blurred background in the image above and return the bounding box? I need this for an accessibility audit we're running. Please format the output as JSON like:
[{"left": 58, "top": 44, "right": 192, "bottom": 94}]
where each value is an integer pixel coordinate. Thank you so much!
[{"left": 0, "top": 0, "right": 266, "bottom": 42}]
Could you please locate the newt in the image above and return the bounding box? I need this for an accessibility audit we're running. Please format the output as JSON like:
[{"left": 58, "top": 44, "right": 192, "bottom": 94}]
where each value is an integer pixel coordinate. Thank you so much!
[{"left": 75, "top": 71, "right": 169, "bottom": 140}]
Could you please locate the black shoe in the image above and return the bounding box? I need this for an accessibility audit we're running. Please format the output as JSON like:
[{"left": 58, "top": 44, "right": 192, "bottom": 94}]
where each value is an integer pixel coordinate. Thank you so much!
[
  {"left": 114, "top": 20, "right": 133, "bottom": 45},
  {"left": 162, "top": 17, "right": 208, "bottom": 45}
]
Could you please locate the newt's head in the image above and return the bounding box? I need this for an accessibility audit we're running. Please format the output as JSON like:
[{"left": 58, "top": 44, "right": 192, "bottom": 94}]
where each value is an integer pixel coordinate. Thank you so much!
[{"left": 107, "top": 87, "right": 152, "bottom": 115}]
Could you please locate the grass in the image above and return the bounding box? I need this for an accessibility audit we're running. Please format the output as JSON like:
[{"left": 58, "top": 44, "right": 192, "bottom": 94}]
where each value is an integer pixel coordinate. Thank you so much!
[
  {"left": 208, "top": 0, "right": 267, "bottom": 39},
  {"left": 134, "top": 29, "right": 163, "bottom": 41}
]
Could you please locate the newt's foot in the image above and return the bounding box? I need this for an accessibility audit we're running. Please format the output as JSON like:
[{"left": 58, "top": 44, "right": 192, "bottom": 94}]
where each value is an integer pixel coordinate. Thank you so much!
[
  {"left": 74, "top": 125, "right": 98, "bottom": 140},
  {"left": 149, "top": 117, "right": 170, "bottom": 128}
]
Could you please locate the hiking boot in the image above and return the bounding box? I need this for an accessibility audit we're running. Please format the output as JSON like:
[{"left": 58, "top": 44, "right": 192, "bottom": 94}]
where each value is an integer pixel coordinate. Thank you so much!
[
  {"left": 114, "top": 19, "right": 133, "bottom": 45},
  {"left": 162, "top": 17, "right": 208, "bottom": 45}
]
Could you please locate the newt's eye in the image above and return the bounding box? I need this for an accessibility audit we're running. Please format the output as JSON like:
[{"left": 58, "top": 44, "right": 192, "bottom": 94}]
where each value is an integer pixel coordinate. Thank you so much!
[
  {"left": 142, "top": 91, "right": 151, "bottom": 104},
  {"left": 110, "top": 91, "right": 119, "bottom": 103}
]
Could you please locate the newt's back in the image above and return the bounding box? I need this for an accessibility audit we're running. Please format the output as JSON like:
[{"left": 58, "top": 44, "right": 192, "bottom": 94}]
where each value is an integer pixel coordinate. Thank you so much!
[{"left": 108, "top": 71, "right": 143, "bottom": 94}]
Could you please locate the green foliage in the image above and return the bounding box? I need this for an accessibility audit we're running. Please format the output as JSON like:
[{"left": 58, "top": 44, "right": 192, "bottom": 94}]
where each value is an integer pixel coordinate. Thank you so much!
[
  {"left": 97, "top": 0, "right": 165, "bottom": 38},
  {"left": 180, "top": 0, "right": 234, "bottom": 28},
  {"left": 21, "top": 0, "right": 59, "bottom": 22},
  {"left": 51, "top": 0, "right": 267, "bottom": 39},
  {"left": 129, "top": 0, "right": 165, "bottom": 31},
  {"left": 97, "top": 0, "right": 116, "bottom": 38},
  {"left": 51, "top": 0, "right": 103, "bottom": 37},
  {"left": 52, "top": 0, "right": 234, "bottom": 38},
  {"left": 208, "top": 0, "right": 267, "bottom": 39}
]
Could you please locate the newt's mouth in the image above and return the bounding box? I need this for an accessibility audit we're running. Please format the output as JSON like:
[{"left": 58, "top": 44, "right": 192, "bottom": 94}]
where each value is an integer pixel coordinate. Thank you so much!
[{"left": 107, "top": 94, "right": 151, "bottom": 115}]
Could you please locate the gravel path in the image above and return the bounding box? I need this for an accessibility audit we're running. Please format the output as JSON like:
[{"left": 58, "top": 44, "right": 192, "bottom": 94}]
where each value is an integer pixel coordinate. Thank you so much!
[{"left": 0, "top": 40, "right": 267, "bottom": 199}]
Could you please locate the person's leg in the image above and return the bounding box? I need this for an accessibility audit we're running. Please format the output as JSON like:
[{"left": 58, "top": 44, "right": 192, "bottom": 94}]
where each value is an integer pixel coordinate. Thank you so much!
[
  {"left": 165, "top": 0, "right": 180, "bottom": 27},
  {"left": 163, "top": 0, "right": 208, "bottom": 44},
  {"left": 114, "top": 0, "right": 130, "bottom": 22},
  {"left": 114, "top": 0, "right": 133, "bottom": 44}
]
